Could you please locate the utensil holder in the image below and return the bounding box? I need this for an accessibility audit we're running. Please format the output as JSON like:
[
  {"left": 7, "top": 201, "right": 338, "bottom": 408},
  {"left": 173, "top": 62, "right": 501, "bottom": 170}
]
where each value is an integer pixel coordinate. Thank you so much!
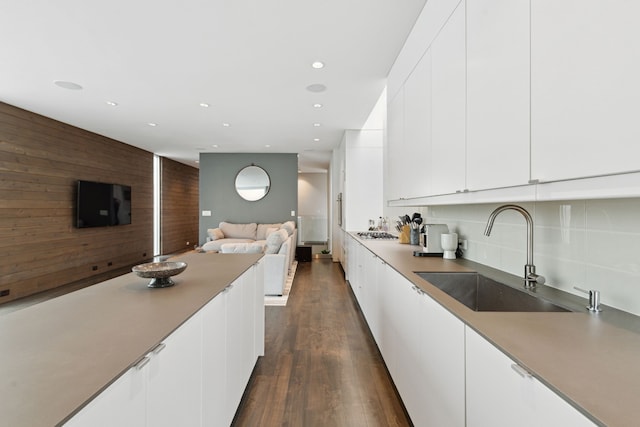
[
  {"left": 410, "top": 228, "right": 420, "bottom": 245},
  {"left": 399, "top": 225, "right": 410, "bottom": 244}
]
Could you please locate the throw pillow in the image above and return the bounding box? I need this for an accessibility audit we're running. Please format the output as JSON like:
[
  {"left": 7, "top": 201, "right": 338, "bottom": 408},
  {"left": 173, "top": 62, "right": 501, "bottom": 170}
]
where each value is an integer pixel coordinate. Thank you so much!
[
  {"left": 207, "top": 228, "right": 224, "bottom": 241},
  {"left": 265, "top": 227, "right": 278, "bottom": 239},
  {"left": 257, "top": 223, "right": 282, "bottom": 240},
  {"left": 219, "top": 222, "right": 257, "bottom": 239},
  {"left": 280, "top": 220, "right": 295, "bottom": 236},
  {"left": 265, "top": 229, "right": 288, "bottom": 254}
]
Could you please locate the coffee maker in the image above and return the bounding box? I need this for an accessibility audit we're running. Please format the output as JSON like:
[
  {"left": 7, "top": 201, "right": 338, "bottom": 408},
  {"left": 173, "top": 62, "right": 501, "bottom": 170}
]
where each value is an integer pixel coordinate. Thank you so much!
[{"left": 416, "top": 224, "right": 449, "bottom": 256}]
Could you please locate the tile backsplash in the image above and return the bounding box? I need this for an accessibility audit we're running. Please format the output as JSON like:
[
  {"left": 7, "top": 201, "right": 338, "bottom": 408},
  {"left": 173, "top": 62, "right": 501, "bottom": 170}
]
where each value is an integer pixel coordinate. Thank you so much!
[{"left": 422, "top": 199, "right": 640, "bottom": 316}]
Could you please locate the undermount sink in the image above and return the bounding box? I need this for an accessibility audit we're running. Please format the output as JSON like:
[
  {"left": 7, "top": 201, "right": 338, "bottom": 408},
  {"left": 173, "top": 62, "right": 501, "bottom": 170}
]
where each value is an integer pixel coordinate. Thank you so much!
[{"left": 414, "top": 272, "right": 570, "bottom": 313}]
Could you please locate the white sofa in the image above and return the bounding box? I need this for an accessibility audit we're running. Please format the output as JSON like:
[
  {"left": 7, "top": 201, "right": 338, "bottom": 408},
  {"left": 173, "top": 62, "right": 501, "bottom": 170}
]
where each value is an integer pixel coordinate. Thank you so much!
[{"left": 202, "top": 221, "right": 297, "bottom": 296}]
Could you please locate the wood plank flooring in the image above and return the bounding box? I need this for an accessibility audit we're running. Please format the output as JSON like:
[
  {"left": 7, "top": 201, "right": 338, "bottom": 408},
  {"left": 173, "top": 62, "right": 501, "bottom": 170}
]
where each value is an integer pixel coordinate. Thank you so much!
[{"left": 232, "top": 259, "right": 412, "bottom": 427}]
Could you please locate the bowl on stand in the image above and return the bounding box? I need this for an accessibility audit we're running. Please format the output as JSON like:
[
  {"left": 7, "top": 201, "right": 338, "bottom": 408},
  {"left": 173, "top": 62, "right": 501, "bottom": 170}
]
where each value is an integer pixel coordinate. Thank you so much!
[{"left": 132, "top": 261, "right": 188, "bottom": 288}]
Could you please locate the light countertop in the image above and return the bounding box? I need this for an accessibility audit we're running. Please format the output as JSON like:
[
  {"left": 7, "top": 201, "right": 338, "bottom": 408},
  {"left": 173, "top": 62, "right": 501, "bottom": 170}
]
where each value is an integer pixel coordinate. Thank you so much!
[
  {"left": 353, "top": 236, "right": 640, "bottom": 427},
  {"left": 0, "top": 252, "right": 262, "bottom": 427}
]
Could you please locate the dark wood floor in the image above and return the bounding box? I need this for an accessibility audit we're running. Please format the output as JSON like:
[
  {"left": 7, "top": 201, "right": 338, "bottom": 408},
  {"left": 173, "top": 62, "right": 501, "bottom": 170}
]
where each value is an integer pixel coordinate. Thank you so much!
[{"left": 232, "top": 259, "right": 412, "bottom": 427}]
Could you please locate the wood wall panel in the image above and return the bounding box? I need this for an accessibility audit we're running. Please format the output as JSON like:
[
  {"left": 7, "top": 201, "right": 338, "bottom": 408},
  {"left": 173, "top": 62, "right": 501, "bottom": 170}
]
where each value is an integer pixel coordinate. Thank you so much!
[
  {"left": 0, "top": 102, "right": 154, "bottom": 303},
  {"left": 161, "top": 157, "right": 198, "bottom": 255}
]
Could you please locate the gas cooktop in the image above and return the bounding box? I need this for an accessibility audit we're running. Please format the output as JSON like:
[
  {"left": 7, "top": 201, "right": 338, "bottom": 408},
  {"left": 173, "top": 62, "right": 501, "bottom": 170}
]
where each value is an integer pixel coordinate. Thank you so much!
[{"left": 356, "top": 231, "right": 398, "bottom": 240}]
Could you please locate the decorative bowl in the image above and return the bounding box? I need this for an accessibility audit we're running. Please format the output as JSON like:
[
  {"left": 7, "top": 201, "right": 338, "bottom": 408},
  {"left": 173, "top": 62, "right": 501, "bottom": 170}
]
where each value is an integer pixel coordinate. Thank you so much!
[{"left": 132, "top": 261, "right": 188, "bottom": 288}]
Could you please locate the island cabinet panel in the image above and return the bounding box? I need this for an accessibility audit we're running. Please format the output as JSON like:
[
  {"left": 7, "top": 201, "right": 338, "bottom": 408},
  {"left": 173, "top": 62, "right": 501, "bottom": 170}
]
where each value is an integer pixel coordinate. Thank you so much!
[
  {"left": 64, "top": 263, "right": 262, "bottom": 427},
  {"left": 202, "top": 287, "right": 228, "bottom": 427},
  {"left": 63, "top": 362, "right": 147, "bottom": 427},
  {"left": 530, "top": 0, "right": 640, "bottom": 183},
  {"left": 146, "top": 313, "right": 203, "bottom": 427},
  {"left": 465, "top": 327, "right": 596, "bottom": 427}
]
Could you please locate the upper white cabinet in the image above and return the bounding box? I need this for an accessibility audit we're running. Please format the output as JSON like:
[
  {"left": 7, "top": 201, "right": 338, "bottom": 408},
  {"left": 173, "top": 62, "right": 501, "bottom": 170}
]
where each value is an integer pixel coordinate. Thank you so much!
[
  {"left": 402, "top": 51, "right": 433, "bottom": 198},
  {"left": 386, "top": 89, "right": 406, "bottom": 201},
  {"left": 341, "top": 130, "right": 383, "bottom": 231},
  {"left": 430, "top": 0, "right": 467, "bottom": 195},
  {"left": 466, "top": 327, "right": 595, "bottom": 427},
  {"left": 466, "top": 0, "right": 530, "bottom": 190},
  {"left": 531, "top": 0, "right": 640, "bottom": 183}
]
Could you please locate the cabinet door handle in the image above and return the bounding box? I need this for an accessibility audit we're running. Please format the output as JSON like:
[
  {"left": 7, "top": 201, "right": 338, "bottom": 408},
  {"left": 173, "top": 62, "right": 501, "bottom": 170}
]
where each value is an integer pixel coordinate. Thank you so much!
[
  {"left": 152, "top": 342, "right": 166, "bottom": 355},
  {"left": 511, "top": 363, "right": 532, "bottom": 378},
  {"left": 134, "top": 356, "right": 150, "bottom": 370}
]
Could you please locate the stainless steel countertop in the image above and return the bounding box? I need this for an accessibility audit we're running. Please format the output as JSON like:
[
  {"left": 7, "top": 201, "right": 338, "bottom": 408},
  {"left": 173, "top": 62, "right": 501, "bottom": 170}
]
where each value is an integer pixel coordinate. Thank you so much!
[
  {"left": 0, "top": 252, "right": 262, "bottom": 427},
  {"left": 352, "top": 235, "right": 640, "bottom": 427}
]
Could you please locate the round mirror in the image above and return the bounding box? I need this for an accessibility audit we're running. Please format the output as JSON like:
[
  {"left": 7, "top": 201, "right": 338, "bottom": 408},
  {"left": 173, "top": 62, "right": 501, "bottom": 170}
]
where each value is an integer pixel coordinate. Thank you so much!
[{"left": 235, "top": 165, "right": 270, "bottom": 201}]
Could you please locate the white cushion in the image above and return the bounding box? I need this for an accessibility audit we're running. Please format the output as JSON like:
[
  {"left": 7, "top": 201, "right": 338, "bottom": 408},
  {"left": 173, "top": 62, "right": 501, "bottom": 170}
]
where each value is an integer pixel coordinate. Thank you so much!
[
  {"left": 220, "top": 242, "right": 265, "bottom": 254},
  {"left": 256, "top": 223, "right": 282, "bottom": 240},
  {"left": 219, "top": 222, "right": 257, "bottom": 239},
  {"left": 207, "top": 228, "right": 224, "bottom": 241},
  {"left": 265, "top": 229, "right": 288, "bottom": 254},
  {"left": 202, "top": 238, "right": 254, "bottom": 252}
]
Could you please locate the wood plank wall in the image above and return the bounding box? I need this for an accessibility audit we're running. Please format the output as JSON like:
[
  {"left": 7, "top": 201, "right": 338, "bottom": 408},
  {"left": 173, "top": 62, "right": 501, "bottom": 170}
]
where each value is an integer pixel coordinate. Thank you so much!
[
  {"left": 160, "top": 157, "right": 199, "bottom": 255},
  {"left": 0, "top": 102, "right": 154, "bottom": 303}
]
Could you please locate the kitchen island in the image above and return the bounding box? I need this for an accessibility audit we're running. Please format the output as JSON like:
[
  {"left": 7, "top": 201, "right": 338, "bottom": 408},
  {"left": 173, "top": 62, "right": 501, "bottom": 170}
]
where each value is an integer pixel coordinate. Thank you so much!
[
  {"left": 347, "top": 234, "right": 640, "bottom": 427},
  {"left": 0, "top": 251, "right": 263, "bottom": 427}
]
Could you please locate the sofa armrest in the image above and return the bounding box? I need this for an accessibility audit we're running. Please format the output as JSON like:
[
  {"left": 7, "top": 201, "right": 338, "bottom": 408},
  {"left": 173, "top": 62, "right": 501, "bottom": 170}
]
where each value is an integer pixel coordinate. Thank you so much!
[{"left": 263, "top": 253, "right": 288, "bottom": 295}]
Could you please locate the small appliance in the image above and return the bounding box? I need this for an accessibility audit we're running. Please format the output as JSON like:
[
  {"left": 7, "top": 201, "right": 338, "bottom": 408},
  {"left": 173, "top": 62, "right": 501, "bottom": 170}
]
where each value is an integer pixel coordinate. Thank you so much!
[{"left": 417, "top": 224, "right": 449, "bottom": 255}]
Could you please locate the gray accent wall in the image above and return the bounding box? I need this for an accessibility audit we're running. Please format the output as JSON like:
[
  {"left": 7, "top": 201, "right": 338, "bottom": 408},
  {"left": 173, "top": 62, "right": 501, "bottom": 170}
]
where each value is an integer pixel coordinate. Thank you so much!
[{"left": 198, "top": 153, "right": 298, "bottom": 245}]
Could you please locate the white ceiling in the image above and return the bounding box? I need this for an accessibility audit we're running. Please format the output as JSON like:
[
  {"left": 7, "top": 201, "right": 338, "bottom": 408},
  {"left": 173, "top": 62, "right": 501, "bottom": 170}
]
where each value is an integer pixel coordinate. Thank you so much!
[{"left": 0, "top": 0, "right": 426, "bottom": 172}]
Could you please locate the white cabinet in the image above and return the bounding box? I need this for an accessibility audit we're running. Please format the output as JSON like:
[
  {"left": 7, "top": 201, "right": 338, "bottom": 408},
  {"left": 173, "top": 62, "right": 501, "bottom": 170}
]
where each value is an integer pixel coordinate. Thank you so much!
[
  {"left": 202, "top": 287, "right": 227, "bottom": 427},
  {"left": 65, "top": 313, "right": 203, "bottom": 427},
  {"left": 342, "top": 130, "right": 383, "bottom": 231},
  {"left": 466, "top": 327, "right": 595, "bottom": 427},
  {"left": 365, "top": 255, "right": 465, "bottom": 427},
  {"left": 147, "top": 314, "right": 203, "bottom": 427},
  {"left": 386, "top": 89, "right": 406, "bottom": 201},
  {"left": 401, "top": 50, "right": 433, "bottom": 199},
  {"left": 66, "top": 265, "right": 262, "bottom": 427},
  {"left": 466, "top": 0, "right": 530, "bottom": 190},
  {"left": 415, "top": 287, "right": 465, "bottom": 426},
  {"left": 430, "top": 0, "right": 466, "bottom": 196},
  {"left": 63, "top": 361, "right": 146, "bottom": 427},
  {"left": 531, "top": 0, "right": 640, "bottom": 183}
]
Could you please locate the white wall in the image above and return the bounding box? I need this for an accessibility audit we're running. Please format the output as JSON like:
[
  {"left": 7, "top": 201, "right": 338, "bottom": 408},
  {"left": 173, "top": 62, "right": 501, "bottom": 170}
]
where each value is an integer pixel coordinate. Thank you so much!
[{"left": 424, "top": 199, "right": 640, "bottom": 316}]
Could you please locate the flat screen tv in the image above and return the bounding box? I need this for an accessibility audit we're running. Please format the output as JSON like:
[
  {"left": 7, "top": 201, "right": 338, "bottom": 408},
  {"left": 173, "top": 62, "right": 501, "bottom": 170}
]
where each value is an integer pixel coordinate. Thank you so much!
[{"left": 76, "top": 180, "right": 132, "bottom": 228}]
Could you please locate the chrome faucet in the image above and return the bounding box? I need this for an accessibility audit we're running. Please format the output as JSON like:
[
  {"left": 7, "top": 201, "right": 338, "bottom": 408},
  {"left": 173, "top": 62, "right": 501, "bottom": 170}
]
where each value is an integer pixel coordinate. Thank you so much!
[{"left": 484, "top": 204, "right": 545, "bottom": 288}]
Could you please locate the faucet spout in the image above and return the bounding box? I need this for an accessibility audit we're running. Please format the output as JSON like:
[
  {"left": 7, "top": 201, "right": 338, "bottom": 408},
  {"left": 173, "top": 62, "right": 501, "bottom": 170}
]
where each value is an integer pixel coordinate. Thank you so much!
[{"left": 484, "top": 204, "right": 545, "bottom": 288}]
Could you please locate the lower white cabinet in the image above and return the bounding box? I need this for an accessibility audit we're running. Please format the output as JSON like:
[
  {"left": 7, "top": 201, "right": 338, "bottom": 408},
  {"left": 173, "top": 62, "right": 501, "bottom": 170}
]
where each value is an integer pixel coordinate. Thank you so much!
[
  {"left": 415, "top": 286, "right": 465, "bottom": 426},
  {"left": 66, "top": 264, "right": 263, "bottom": 427},
  {"left": 63, "top": 358, "right": 147, "bottom": 427},
  {"left": 353, "top": 242, "right": 465, "bottom": 427},
  {"left": 466, "top": 327, "right": 595, "bottom": 427},
  {"left": 146, "top": 314, "right": 203, "bottom": 427}
]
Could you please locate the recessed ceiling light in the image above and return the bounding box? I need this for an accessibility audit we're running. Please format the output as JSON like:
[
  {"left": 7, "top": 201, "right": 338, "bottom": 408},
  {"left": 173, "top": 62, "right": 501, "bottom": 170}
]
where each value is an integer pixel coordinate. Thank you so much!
[
  {"left": 212, "top": 144, "right": 219, "bottom": 148},
  {"left": 106, "top": 101, "right": 118, "bottom": 107},
  {"left": 313, "top": 123, "right": 321, "bottom": 127},
  {"left": 147, "top": 122, "right": 157, "bottom": 127},
  {"left": 306, "top": 84, "right": 327, "bottom": 93},
  {"left": 311, "top": 61, "right": 325, "bottom": 69},
  {"left": 199, "top": 103, "right": 210, "bottom": 108},
  {"left": 314, "top": 138, "right": 320, "bottom": 142},
  {"left": 313, "top": 103, "right": 323, "bottom": 108},
  {"left": 265, "top": 145, "right": 271, "bottom": 148},
  {"left": 54, "top": 80, "right": 83, "bottom": 90},
  {"left": 222, "top": 123, "right": 230, "bottom": 127}
]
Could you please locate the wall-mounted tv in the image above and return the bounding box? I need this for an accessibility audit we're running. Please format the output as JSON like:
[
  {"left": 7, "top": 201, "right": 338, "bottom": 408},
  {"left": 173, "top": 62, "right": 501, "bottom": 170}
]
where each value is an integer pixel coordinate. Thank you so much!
[{"left": 76, "top": 180, "right": 132, "bottom": 228}]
